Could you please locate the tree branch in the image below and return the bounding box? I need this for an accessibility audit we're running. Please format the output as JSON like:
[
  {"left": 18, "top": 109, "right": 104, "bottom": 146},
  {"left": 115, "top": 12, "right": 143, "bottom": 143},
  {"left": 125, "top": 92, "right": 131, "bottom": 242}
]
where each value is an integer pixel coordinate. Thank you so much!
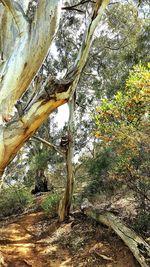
[
  {"left": 104, "top": 42, "right": 131, "bottom": 50},
  {"left": 62, "top": 7, "right": 84, "bottom": 13},
  {"left": 35, "top": 0, "right": 61, "bottom": 29},
  {"left": 32, "top": 135, "right": 64, "bottom": 156},
  {"left": 61, "top": 0, "right": 109, "bottom": 99},
  {"left": 0, "top": 0, "right": 109, "bottom": 175},
  {"left": 0, "top": 96, "right": 67, "bottom": 176},
  {"left": 62, "top": 0, "right": 95, "bottom": 11}
]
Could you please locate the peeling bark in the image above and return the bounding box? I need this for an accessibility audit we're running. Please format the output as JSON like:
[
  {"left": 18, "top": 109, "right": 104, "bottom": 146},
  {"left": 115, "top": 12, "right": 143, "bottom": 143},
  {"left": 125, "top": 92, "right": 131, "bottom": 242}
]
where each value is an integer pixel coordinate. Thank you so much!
[
  {"left": 0, "top": 0, "right": 109, "bottom": 175},
  {"left": 0, "top": 95, "right": 66, "bottom": 176},
  {"left": 0, "top": 0, "right": 62, "bottom": 121},
  {"left": 84, "top": 208, "right": 150, "bottom": 267}
]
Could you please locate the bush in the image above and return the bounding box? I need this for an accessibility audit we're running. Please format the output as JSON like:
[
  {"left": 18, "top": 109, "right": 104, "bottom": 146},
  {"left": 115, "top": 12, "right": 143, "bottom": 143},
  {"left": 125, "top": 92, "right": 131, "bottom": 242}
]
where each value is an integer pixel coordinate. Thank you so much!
[
  {"left": 133, "top": 212, "right": 150, "bottom": 235},
  {"left": 0, "top": 184, "right": 34, "bottom": 217},
  {"left": 81, "top": 148, "right": 121, "bottom": 198},
  {"left": 40, "top": 193, "right": 60, "bottom": 215}
]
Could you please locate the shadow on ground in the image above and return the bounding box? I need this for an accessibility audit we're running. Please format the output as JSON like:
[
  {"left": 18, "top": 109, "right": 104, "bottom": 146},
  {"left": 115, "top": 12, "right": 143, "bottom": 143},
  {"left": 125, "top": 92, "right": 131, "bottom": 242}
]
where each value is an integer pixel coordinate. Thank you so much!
[{"left": 0, "top": 209, "right": 140, "bottom": 267}]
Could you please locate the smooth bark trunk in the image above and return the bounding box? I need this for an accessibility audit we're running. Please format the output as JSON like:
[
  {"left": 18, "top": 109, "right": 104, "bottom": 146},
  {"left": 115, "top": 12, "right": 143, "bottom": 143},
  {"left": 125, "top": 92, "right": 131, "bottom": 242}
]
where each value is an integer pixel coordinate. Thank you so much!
[
  {"left": 0, "top": 0, "right": 62, "bottom": 121},
  {"left": 58, "top": 95, "right": 75, "bottom": 222}
]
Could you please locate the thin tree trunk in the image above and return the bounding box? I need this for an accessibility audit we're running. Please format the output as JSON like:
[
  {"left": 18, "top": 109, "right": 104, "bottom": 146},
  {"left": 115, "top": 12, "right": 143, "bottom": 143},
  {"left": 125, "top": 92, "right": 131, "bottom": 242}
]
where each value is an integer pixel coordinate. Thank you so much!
[
  {"left": 0, "top": 172, "right": 4, "bottom": 192},
  {"left": 58, "top": 95, "right": 75, "bottom": 222}
]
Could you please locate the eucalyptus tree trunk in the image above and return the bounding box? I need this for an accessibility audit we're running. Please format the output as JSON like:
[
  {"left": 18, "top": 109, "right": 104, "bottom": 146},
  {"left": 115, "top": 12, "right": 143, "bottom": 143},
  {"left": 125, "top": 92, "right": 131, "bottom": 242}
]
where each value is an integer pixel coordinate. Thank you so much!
[
  {"left": 58, "top": 95, "right": 75, "bottom": 222},
  {"left": 0, "top": 0, "right": 109, "bottom": 176},
  {"left": 0, "top": 0, "right": 62, "bottom": 121}
]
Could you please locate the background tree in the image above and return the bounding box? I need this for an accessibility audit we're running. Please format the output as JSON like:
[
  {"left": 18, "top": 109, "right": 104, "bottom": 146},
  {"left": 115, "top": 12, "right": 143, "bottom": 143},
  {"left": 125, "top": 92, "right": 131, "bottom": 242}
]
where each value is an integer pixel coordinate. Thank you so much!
[{"left": 94, "top": 63, "right": 150, "bottom": 233}]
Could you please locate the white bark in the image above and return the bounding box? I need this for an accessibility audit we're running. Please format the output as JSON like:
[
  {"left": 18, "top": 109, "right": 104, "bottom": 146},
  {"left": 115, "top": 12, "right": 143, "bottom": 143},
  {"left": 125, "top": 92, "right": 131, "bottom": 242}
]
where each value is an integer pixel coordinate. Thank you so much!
[
  {"left": 58, "top": 95, "right": 75, "bottom": 222},
  {"left": 0, "top": 0, "right": 109, "bottom": 175},
  {"left": 58, "top": 0, "right": 110, "bottom": 221},
  {"left": 0, "top": 0, "right": 62, "bottom": 122},
  {"left": 58, "top": 0, "right": 110, "bottom": 100}
]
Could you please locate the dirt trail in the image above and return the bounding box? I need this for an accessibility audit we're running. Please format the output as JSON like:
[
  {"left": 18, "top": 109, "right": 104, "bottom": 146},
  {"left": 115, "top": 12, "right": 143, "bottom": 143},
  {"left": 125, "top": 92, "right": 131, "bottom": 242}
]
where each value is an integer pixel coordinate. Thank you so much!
[{"left": 0, "top": 210, "right": 140, "bottom": 267}]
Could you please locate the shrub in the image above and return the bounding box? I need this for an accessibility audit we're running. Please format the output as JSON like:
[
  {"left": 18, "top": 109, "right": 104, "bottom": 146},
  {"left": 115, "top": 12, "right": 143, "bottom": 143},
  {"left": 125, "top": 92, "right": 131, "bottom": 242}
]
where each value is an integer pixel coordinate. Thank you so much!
[
  {"left": 40, "top": 193, "right": 60, "bottom": 215},
  {"left": 133, "top": 212, "right": 150, "bottom": 235},
  {"left": 0, "top": 184, "right": 34, "bottom": 217}
]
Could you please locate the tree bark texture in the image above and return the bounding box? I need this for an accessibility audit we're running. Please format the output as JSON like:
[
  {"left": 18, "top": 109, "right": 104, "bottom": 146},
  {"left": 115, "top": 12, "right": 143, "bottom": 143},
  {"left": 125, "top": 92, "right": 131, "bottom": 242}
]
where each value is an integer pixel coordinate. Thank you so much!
[
  {"left": 58, "top": 94, "right": 75, "bottom": 222},
  {"left": 84, "top": 208, "right": 150, "bottom": 267},
  {"left": 0, "top": 0, "right": 62, "bottom": 121},
  {"left": 0, "top": 0, "right": 109, "bottom": 175}
]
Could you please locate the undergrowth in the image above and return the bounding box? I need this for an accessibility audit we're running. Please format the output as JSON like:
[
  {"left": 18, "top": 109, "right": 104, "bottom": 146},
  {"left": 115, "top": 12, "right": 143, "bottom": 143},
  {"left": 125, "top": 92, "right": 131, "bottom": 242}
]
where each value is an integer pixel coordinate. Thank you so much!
[
  {"left": 40, "top": 193, "right": 60, "bottom": 216},
  {"left": 0, "top": 184, "right": 34, "bottom": 217}
]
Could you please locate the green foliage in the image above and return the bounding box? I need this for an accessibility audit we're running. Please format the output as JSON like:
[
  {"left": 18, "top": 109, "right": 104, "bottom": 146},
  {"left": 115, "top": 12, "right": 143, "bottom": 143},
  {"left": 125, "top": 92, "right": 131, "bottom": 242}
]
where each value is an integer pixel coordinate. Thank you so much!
[
  {"left": 23, "top": 169, "right": 35, "bottom": 187},
  {"left": 40, "top": 193, "right": 60, "bottom": 215},
  {"left": 133, "top": 212, "right": 150, "bottom": 235},
  {"left": 88, "top": 149, "right": 112, "bottom": 177},
  {"left": 95, "top": 64, "right": 149, "bottom": 140},
  {"left": 95, "top": 64, "right": 150, "bottom": 167},
  {"left": 87, "top": 1, "right": 148, "bottom": 98},
  {"left": 25, "top": 148, "right": 54, "bottom": 188},
  {"left": 82, "top": 177, "right": 119, "bottom": 198},
  {"left": 81, "top": 148, "right": 121, "bottom": 198},
  {"left": 0, "top": 184, "right": 34, "bottom": 217},
  {"left": 31, "top": 150, "right": 51, "bottom": 171},
  {"left": 93, "top": 63, "right": 150, "bottom": 220}
]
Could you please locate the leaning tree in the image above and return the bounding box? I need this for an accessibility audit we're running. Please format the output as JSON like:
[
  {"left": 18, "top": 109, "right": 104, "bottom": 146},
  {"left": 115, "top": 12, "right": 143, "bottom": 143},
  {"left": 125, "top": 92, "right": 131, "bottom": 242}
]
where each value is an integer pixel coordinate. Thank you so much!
[
  {"left": 0, "top": 0, "right": 109, "bottom": 177},
  {"left": 1, "top": 2, "right": 150, "bottom": 266}
]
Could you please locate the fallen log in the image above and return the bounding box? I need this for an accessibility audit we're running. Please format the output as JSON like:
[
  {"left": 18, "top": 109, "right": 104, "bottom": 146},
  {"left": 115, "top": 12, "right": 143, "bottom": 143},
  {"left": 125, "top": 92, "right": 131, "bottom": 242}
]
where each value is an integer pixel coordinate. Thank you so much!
[{"left": 84, "top": 207, "right": 150, "bottom": 267}]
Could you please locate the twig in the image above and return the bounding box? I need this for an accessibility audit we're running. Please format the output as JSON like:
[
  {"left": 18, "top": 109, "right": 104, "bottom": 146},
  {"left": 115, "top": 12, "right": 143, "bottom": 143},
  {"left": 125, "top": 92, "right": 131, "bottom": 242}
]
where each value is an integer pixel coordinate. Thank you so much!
[{"left": 62, "top": 0, "right": 95, "bottom": 11}]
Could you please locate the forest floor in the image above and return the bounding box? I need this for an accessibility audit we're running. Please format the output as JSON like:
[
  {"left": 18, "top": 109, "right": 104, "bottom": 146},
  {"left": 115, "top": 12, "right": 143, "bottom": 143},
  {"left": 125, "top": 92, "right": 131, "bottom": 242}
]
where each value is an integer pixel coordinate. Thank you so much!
[{"left": 0, "top": 196, "right": 141, "bottom": 267}]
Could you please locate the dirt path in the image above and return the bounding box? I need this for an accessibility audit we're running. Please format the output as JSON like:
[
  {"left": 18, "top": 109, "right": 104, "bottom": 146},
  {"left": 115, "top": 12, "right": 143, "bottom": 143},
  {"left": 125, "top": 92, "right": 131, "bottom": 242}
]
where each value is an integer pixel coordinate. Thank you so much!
[{"left": 0, "top": 211, "right": 140, "bottom": 267}]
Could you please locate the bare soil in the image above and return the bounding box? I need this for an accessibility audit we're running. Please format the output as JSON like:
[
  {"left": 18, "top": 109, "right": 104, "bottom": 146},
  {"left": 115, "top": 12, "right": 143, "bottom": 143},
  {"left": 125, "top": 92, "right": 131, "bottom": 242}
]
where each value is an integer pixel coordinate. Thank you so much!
[{"left": 0, "top": 205, "right": 140, "bottom": 267}]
